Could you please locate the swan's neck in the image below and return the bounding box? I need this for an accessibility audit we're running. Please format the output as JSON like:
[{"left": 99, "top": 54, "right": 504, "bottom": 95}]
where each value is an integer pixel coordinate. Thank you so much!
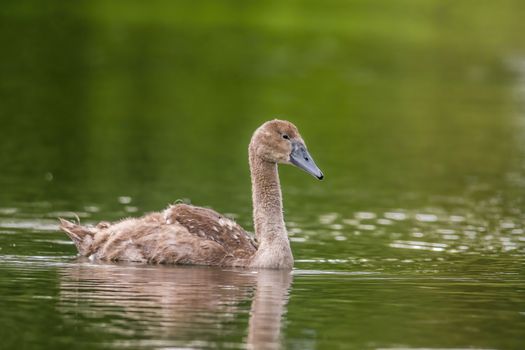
[{"left": 249, "top": 152, "right": 293, "bottom": 269}]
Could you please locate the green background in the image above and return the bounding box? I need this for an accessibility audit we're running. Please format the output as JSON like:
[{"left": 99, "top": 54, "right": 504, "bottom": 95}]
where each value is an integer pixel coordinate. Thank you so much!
[{"left": 0, "top": 1, "right": 524, "bottom": 349}]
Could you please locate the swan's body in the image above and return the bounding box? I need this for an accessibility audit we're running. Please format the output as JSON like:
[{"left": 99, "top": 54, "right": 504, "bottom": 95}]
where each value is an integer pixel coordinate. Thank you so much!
[{"left": 59, "top": 120, "right": 323, "bottom": 269}]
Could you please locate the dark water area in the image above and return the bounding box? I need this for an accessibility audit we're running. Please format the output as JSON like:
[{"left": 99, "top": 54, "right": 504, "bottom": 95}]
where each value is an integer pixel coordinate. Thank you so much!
[{"left": 1, "top": 1, "right": 525, "bottom": 349}]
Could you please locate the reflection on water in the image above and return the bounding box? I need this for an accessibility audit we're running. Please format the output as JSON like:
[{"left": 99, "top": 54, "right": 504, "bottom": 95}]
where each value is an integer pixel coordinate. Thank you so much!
[{"left": 58, "top": 263, "right": 292, "bottom": 349}]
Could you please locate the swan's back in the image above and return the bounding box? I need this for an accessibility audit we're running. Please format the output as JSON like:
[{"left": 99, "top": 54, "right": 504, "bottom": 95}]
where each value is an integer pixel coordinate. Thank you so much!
[{"left": 60, "top": 204, "right": 258, "bottom": 267}]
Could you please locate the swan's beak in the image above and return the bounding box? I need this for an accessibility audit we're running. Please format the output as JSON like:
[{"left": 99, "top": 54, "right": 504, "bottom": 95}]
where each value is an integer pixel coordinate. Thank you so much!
[{"left": 290, "top": 141, "right": 324, "bottom": 180}]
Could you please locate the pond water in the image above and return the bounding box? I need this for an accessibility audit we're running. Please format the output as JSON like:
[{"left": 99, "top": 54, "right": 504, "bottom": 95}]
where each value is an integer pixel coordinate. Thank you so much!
[{"left": 1, "top": 1, "right": 525, "bottom": 349}]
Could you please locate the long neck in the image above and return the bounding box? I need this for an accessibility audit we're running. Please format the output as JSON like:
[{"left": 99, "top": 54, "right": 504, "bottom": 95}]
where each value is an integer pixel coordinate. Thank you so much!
[{"left": 249, "top": 148, "right": 293, "bottom": 269}]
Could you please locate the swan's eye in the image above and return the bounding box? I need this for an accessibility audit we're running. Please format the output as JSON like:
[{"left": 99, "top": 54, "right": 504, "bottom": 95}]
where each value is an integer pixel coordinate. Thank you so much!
[{"left": 282, "top": 134, "right": 290, "bottom": 140}]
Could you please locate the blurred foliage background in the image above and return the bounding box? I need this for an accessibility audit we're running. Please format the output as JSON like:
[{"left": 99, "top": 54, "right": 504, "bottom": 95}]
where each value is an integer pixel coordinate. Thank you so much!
[{"left": 1, "top": 1, "right": 525, "bottom": 216}]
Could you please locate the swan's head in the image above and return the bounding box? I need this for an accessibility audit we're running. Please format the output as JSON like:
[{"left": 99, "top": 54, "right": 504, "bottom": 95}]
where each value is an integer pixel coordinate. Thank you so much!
[{"left": 250, "top": 119, "right": 324, "bottom": 180}]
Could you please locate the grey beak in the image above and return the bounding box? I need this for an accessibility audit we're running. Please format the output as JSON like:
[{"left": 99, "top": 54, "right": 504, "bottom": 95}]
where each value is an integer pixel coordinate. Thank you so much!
[{"left": 290, "top": 141, "right": 324, "bottom": 180}]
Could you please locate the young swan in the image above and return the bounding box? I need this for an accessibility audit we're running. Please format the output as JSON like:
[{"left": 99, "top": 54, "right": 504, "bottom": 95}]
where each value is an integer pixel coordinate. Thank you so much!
[{"left": 59, "top": 119, "right": 323, "bottom": 269}]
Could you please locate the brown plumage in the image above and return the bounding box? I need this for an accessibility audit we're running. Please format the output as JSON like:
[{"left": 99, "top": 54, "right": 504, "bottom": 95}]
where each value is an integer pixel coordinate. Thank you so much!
[{"left": 59, "top": 119, "right": 323, "bottom": 269}]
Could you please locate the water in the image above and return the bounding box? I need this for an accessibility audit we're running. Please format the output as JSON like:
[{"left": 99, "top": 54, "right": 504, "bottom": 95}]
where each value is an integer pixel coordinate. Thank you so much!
[{"left": 1, "top": 1, "right": 525, "bottom": 349}]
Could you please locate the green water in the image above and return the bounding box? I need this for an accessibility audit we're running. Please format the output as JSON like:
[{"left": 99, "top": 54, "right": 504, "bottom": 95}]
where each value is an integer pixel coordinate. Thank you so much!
[{"left": 1, "top": 1, "right": 525, "bottom": 349}]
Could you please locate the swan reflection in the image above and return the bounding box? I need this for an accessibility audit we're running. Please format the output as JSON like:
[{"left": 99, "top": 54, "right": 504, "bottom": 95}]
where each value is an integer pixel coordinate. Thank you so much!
[{"left": 58, "top": 262, "right": 292, "bottom": 349}]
